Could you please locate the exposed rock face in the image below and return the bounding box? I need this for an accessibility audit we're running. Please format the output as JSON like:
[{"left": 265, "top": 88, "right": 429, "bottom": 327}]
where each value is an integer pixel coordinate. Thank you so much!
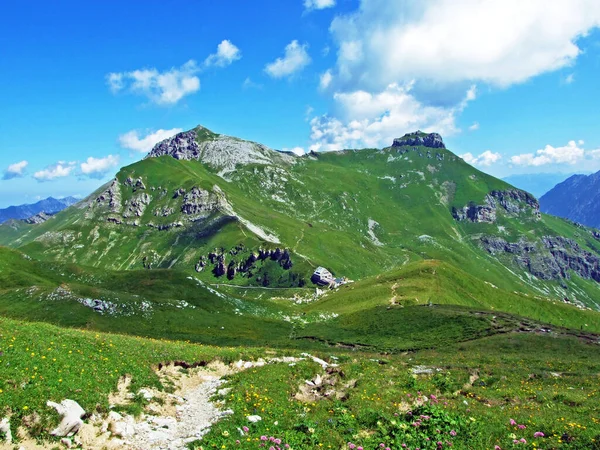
[
  {"left": 25, "top": 211, "right": 51, "bottom": 224},
  {"left": 452, "top": 189, "right": 540, "bottom": 223},
  {"left": 481, "top": 235, "right": 600, "bottom": 282},
  {"left": 123, "top": 193, "right": 152, "bottom": 218},
  {"left": 124, "top": 177, "right": 146, "bottom": 191},
  {"left": 147, "top": 126, "right": 296, "bottom": 175},
  {"left": 95, "top": 179, "right": 122, "bottom": 213},
  {"left": 204, "top": 245, "right": 294, "bottom": 282},
  {"left": 392, "top": 132, "right": 446, "bottom": 149},
  {"left": 181, "top": 187, "right": 222, "bottom": 216}
]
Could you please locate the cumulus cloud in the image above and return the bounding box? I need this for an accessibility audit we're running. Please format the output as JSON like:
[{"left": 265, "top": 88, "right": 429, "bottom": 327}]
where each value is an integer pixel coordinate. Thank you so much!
[
  {"left": 33, "top": 162, "right": 76, "bottom": 181},
  {"left": 308, "top": 82, "right": 475, "bottom": 151},
  {"left": 119, "top": 128, "right": 183, "bottom": 153},
  {"left": 304, "top": 0, "right": 336, "bottom": 10},
  {"left": 80, "top": 155, "right": 120, "bottom": 178},
  {"left": 461, "top": 150, "right": 502, "bottom": 167},
  {"left": 510, "top": 141, "right": 587, "bottom": 166},
  {"left": 107, "top": 60, "right": 200, "bottom": 105},
  {"left": 265, "top": 40, "right": 311, "bottom": 78},
  {"left": 327, "top": 0, "right": 600, "bottom": 91},
  {"left": 205, "top": 40, "right": 242, "bottom": 67},
  {"left": 3, "top": 160, "right": 28, "bottom": 180}
]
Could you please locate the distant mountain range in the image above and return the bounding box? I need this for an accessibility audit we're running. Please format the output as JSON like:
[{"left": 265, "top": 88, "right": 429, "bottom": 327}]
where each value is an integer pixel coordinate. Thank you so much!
[
  {"left": 540, "top": 171, "right": 600, "bottom": 229},
  {"left": 502, "top": 172, "right": 579, "bottom": 198},
  {"left": 0, "top": 196, "right": 79, "bottom": 223}
]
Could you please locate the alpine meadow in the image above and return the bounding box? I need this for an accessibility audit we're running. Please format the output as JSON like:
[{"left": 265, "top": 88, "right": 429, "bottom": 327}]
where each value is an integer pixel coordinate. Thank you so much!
[{"left": 2, "top": 1, "right": 600, "bottom": 449}]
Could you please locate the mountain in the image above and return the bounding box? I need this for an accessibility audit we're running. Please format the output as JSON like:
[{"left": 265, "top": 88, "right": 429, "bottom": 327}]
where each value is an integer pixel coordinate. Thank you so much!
[
  {"left": 540, "top": 171, "right": 600, "bottom": 229},
  {"left": 502, "top": 172, "right": 577, "bottom": 198},
  {"left": 0, "top": 196, "right": 79, "bottom": 223},
  {"left": 2, "top": 125, "right": 600, "bottom": 319}
]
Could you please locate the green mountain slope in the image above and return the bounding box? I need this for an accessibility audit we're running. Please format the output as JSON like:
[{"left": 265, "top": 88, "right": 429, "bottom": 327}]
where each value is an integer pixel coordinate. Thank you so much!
[{"left": 2, "top": 125, "right": 600, "bottom": 314}]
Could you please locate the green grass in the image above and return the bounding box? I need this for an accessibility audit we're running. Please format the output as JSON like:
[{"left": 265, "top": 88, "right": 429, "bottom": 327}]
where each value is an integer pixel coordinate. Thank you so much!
[
  {"left": 0, "top": 316, "right": 264, "bottom": 440},
  {"left": 1, "top": 316, "right": 599, "bottom": 449}
]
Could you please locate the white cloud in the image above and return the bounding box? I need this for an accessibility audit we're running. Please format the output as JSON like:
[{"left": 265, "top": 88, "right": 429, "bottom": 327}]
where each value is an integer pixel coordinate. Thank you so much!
[
  {"left": 205, "top": 40, "right": 242, "bottom": 67},
  {"left": 468, "top": 122, "right": 480, "bottom": 131},
  {"left": 3, "top": 160, "right": 28, "bottom": 180},
  {"left": 33, "top": 162, "right": 76, "bottom": 181},
  {"left": 460, "top": 150, "right": 502, "bottom": 167},
  {"left": 328, "top": 0, "right": 600, "bottom": 91},
  {"left": 107, "top": 60, "right": 200, "bottom": 105},
  {"left": 284, "top": 147, "right": 306, "bottom": 156},
  {"left": 242, "top": 77, "right": 263, "bottom": 90},
  {"left": 265, "top": 40, "right": 311, "bottom": 79},
  {"left": 304, "top": 0, "right": 336, "bottom": 10},
  {"left": 119, "top": 128, "right": 183, "bottom": 153},
  {"left": 80, "top": 155, "right": 120, "bottom": 178},
  {"left": 319, "top": 70, "right": 333, "bottom": 90},
  {"left": 510, "top": 141, "right": 586, "bottom": 166},
  {"left": 309, "top": 82, "right": 475, "bottom": 151}
]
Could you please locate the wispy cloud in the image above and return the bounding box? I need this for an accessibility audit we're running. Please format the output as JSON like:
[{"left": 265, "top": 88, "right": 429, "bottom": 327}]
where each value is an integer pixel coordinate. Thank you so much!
[
  {"left": 304, "top": 0, "right": 336, "bottom": 11},
  {"left": 265, "top": 40, "right": 311, "bottom": 79},
  {"left": 2, "top": 160, "right": 28, "bottom": 180},
  {"left": 468, "top": 122, "right": 480, "bottom": 131},
  {"left": 242, "top": 77, "right": 263, "bottom": 90},
  {"left": 119, "top": 128, "right": 183, "bottom": 153}
]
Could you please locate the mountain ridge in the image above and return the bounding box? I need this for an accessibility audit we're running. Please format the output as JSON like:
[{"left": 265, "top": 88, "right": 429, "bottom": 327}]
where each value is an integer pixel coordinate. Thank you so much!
[
  {"left": 0, "top": 196, "right": 78, "bottom": 224},
  {"left": 2, "top": 125, "right": 600, "bottom": 312},
  {"left": 540, "top": 171, "right": 600, "bottom": 229}
]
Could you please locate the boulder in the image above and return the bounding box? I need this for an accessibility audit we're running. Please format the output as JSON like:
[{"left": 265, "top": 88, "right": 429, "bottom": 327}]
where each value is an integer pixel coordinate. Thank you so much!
[
  {"left": 0, "top": 417, "right": 12, "bottom": 443},
  {"left": 47, "top": 399, "right": 86, "bottom": 437}
]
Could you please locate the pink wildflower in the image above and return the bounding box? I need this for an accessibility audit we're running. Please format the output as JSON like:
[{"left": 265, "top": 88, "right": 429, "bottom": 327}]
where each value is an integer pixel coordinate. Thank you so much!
[
  {"left": 509, "top": 419, "right": 517, "bottom": 426},
  {"left": 518, "top": 424, "right": 526, "bottom": 429},
  {"left": 450, "top": 430, "right": 457, "bottom": 436},
  {"left": 242, "top": 426, "right": 249, "bottom": 432},
  {"left": 534, "top": 432, "right": 545, "bottom": 438},
  {"left": 261, "top": 436, "right": 268, "bottom": 441},
  {"left": 520, "top": 438, "right": 527, "bottom": 444}
]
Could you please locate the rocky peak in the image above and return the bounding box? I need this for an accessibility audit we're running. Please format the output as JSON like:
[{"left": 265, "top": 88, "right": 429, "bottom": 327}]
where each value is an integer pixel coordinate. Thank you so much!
[
  {"left": 392, "top": 131, "right": 446, "bottom": 149},
  {"left": 147, "top": 125, "right": 296, "bottom": 176}
]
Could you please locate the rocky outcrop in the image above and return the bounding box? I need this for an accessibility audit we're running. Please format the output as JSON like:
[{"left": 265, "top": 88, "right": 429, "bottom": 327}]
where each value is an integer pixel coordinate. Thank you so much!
[
  {"left": 123, "top": 193, "right": 152, "bottom": 218},
  {"left": 147, "top": 126, "right": 295, "bottom": 175},
  {"left": 124, "top": 177, "right": 146, "bottom": 191},
  {"left": 25, "top": 211, "right": 52, "bottom": 224},
  {"left": 203, "top": 246, "right": 294, "bottom": 280},
  {"left": 481, "top": 235, "right": 600, "bottom": 282},
  {"left": 95, "top": 179, "right": 122, "bottom": 213},
  {"left": 47, "top": 399, "right": 86, "bottom": 437},
  {"left": 453, "top": 189, "right": 540, "bottom": 223},
  {"left": 392, "top": 131, "right": 446, "bottom": 149},
  {"left": 181, "top": 187, "right": 222, "bottom": 216}
]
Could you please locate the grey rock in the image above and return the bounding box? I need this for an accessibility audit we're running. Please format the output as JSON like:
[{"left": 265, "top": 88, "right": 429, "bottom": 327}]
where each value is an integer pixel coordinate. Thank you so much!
[
  {"left": 25, "top": 211, "right": 52, "bottom": 224},
  {"left": 481, "top": 235, "right": 600, "bottom": 282},
  {"left": 392, "top": 131, "right": 446, "bottom": 149},
  {"left": 453, "top": 189, "right": 540, "bottom": 224}
]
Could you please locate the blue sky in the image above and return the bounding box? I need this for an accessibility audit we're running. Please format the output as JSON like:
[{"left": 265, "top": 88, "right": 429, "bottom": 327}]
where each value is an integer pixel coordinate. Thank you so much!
[{"left": 1, "top": 0, "right": 600, "bottom": 207}]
